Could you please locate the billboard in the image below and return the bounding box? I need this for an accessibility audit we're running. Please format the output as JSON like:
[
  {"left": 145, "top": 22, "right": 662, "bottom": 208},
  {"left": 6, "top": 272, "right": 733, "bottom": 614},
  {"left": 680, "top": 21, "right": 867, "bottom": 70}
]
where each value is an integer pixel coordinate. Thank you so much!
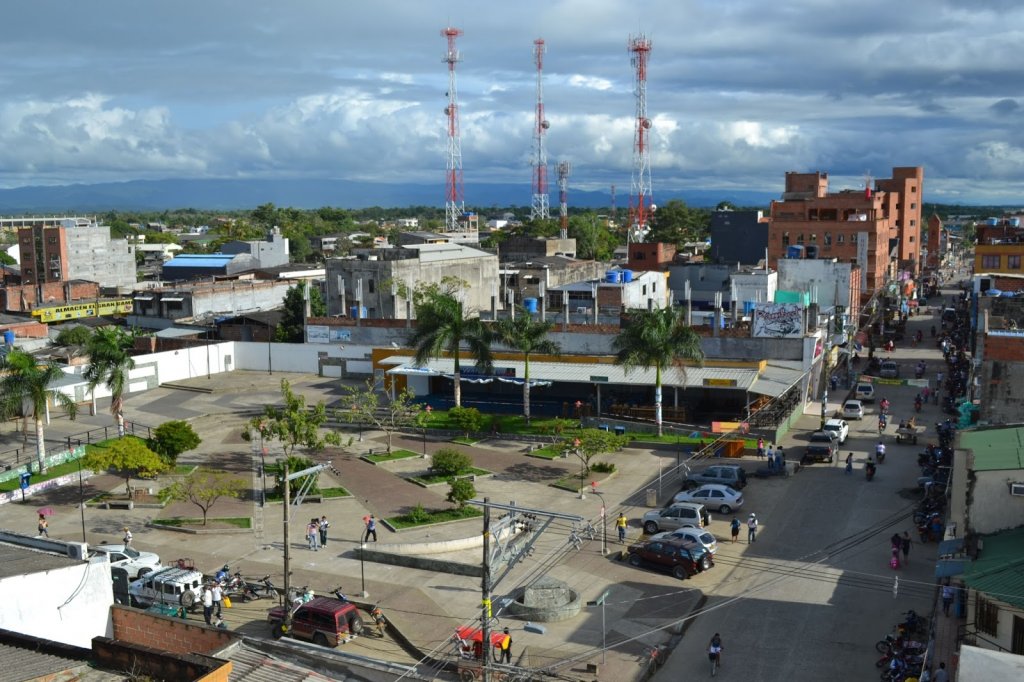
[
  {"left": 32, "top": 299, "right": 133, "bottom": 323},
  {"left": 752, "top": 302, "right": 804, "bottom": 338}
]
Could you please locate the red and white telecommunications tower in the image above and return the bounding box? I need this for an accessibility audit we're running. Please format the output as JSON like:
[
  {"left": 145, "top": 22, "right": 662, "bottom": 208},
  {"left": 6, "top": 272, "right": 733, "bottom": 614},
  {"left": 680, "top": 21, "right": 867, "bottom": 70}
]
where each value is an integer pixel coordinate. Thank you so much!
[
  {"left": 442, "top": 26, "right": 465, "bottom": 232},
  {"left": 530, "top": 38, "right": 550, "bottom": 221},
  {"left": 627, "top": 34, "right": 653, "bottom": 243},
  {"left": 557, "top": 161, "right": 571, "bottom": 239}
]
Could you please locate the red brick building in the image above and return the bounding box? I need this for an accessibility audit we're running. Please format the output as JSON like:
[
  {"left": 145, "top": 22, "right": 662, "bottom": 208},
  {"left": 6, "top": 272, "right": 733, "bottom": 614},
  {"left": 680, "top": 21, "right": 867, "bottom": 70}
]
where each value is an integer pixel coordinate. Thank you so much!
[{"left": 767, "top": 167, "right": 924, "bottom": 294}]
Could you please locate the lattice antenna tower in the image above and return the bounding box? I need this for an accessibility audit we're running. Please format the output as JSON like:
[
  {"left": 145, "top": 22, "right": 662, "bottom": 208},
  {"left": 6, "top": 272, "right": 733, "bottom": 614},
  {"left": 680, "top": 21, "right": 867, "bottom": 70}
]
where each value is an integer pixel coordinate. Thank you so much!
[
  {"left": 610, "top": 183, "right": 617, "bottom": 225},
  {"left": 530, "top": 38, "right": 551, "bottom": 221},
  {"left": 557, "top": 161, "right": 571, "bottom": 240},
  {"left": 627, "top": 34, "right": 653, "bottom": 244},
  {"left": 442, "top": 26, "right": 465, "bottom": 233}
]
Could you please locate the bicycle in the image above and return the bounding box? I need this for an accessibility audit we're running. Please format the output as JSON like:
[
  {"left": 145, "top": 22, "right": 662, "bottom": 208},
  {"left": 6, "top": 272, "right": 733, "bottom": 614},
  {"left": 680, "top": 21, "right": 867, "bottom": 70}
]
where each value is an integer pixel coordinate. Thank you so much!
[
  {"left": 709, "top": 648, "right": 721, "bottom": 676},
  {"left": 568, "top": 522, "right": 596, "bottom": 550}
]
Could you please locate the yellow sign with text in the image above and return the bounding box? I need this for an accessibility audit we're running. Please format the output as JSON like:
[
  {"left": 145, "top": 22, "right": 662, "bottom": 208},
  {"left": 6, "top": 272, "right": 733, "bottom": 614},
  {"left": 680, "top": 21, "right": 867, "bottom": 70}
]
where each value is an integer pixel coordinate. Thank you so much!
[{"left": 32, "top": 299, "right": 133, "bottom": 323}]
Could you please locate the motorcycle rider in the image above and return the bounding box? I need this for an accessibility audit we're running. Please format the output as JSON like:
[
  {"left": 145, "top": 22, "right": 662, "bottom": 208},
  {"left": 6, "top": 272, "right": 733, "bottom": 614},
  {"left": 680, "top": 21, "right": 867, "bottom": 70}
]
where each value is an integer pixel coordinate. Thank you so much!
[
  {"left": 865, "top": 457, "right": 877, "bottom": 480},
  {"left": 915, "top": 394, "right": 923, "bottom": 412},
  {"left": 875, "top": 441, "right": 886, "bottom": 463},
  {"left": 878, "top": 413, "right": 887, "bottom": 433},
  {"left": 880, "top": 397, "right": 890, "bottom": 414},
  {"left": 708, "top": 633, "right": 723, "bottom": 668}
]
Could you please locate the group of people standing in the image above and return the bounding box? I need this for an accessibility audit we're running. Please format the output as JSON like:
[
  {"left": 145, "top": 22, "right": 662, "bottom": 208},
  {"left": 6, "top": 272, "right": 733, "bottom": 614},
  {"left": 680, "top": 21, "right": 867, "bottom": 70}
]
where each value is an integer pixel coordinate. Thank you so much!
[
  {"left": 755, "top": 438, "right": 786, "bottom": 473},
  {"left": 306, "top": 515, "right": 330, "bottom": 550}
]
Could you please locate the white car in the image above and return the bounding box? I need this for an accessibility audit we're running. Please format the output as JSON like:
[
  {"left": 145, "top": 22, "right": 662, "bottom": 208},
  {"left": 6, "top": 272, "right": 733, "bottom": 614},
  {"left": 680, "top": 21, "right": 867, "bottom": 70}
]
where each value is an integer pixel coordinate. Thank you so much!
[
  {"left": 129, "top": 566, "right": 206, "bottom": 609},
  {"left": 650, "top": 527, "right": 719, "bottom": 555},
  {"left": 842, "top": 399, "right": 865, "bottom": 420},
  {"left": 91, "top": 544, "right": 162, "bottom": 579},
  {"left": 822, "top": 418, "right": 850, "bottom": 444},
  {"left": 672, "top": 484, "right": 744, "bottom": 514}
]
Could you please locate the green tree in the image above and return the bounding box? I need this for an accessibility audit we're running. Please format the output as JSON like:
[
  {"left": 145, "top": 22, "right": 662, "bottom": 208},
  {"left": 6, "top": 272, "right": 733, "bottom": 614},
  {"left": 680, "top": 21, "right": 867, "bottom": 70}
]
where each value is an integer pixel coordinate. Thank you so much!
[
  {"left": 158, "top": 467, "right": 245, "bottom": 525},
  {"left": 149, "top": 420, "right": 202, "bottom": 465},
  {"left": 341, "top": 380, "right": 421, "bottom": 453},
  {"left": 270, "top": 455, "right": 320, "bottom": 497},
  {"left": 446, "top": 477, "right": 476, "bottom": 508},
  {"left": 0, "top": 251, "right": 15, "bottom": 266},
  {"left": 0, "top": 350, "right": 78, "bottom": 474},
  {"left": 246, "top": 379, "right": 340, "bottom": 457},
  {"left": 448, "top": 406, "right": 485, "bottom": 438},
  {"left": 646, "top": 199, "right": 710, "bottom": 246},
  {"left": 613, "top": 307, "right": 704, "bottom": 436},
  {"left": 83, "top": 327, "right": 137, "bottom": 437},
  {"left": 561, "top": 428, "right": 629, "bottom": 484},
  {"left": 408, "top": 287, "right": 493, "bottom": 407},
  {"left": 431, "top": 448, "right": 472, "bottom": 477},
  {"left": 276, "top": 284, "right": 325, "bottom": 342},
  {"left": 54, "top": 325, "right": 94, "bottom": 347},
  {"left": 83, "top": 437, "right": 167, "bottom": 496},
  {"left": 496, "top": 308, "right": 560, "bottom": 424},
  {"left": 568, "top": 214, "right": 617, "bottom": 261}
]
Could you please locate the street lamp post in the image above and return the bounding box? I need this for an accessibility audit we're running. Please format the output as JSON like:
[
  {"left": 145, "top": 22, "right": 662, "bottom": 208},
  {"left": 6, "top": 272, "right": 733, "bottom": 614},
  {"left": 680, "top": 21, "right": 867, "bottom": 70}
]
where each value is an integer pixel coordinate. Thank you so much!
[
  {"left": 422, "top": 405, "right": 432, "bottom": 456},
  {"left": 586, "top": 590, "right": 610, "bottom": 665},
  {"left": 574, "top": 438, "right": 584, "bottom": 499},
  {"left": 590, "top": 482, "right": 607, "bottom": 555}
]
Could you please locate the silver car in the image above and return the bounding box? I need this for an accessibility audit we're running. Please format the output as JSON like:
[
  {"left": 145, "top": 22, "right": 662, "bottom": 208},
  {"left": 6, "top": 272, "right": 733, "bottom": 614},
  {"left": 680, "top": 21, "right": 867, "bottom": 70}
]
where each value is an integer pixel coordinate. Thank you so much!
[{"left": 650, "top": 527, "right": 719, "bottom": 555}]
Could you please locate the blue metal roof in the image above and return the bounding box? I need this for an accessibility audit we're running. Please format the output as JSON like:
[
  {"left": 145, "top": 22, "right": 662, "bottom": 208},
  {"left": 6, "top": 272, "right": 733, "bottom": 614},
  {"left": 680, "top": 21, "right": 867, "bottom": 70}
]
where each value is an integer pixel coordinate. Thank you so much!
[{"left": 162, "top": 254, "right": 236, "bottom": 268}]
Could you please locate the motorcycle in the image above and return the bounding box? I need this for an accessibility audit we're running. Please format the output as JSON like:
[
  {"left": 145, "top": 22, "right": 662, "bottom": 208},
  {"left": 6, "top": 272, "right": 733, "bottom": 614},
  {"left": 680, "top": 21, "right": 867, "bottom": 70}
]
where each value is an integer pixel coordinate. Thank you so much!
[
  {"left": 866, "top": 462, "right": 877, "bottom": 481},
  {"left": 896, "top": 610, "right": 929, "bottom": 637},
  {"left": 875, "top": 445, "right": 886, "bottom": 464},
  {"left": 875, "top": 633, "right": 926, "bottom": 656},
  {"left": 914, "top": 398, "right": 922, "bottom": 413},
  {"left": 287, "top": 585, "right": 314, "bottom": 608}
]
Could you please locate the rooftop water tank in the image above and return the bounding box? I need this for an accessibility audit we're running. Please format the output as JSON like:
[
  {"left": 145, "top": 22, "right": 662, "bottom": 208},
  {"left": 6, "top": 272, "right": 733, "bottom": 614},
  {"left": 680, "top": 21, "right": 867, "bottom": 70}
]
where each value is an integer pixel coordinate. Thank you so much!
[
  {"left": 621, "top": 269, "right": 634, "bottom": 283},
  {"left": 605, "top": 270, "right": 621, "bottom": 284},
  {"left": 523, "top": 298, "right": 539, "bottom": 314}
]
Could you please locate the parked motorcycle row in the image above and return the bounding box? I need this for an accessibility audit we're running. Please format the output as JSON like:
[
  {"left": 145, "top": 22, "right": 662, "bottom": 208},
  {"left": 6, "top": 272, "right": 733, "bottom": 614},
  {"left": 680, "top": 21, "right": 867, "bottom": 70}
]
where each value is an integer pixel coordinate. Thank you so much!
[
  {"left": 875, "top": 610, "right": 930, "bottom": 680},
  {"left": 214, "top": 564, "right": 277, "bottom": 602}
]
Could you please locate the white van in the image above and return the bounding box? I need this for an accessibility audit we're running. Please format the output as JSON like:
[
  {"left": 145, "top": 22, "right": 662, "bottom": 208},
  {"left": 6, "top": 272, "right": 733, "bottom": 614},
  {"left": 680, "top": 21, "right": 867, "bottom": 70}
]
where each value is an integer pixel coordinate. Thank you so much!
[{"left": 855, "top": 383, "right": 875, "bottom": 402}]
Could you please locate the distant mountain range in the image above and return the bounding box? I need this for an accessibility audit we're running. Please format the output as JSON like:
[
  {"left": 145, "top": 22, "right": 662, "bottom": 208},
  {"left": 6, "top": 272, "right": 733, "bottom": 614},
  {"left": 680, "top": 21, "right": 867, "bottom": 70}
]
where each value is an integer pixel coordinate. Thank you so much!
[{"left": 0, "top": 178, "right": 779, "bottom": 213}]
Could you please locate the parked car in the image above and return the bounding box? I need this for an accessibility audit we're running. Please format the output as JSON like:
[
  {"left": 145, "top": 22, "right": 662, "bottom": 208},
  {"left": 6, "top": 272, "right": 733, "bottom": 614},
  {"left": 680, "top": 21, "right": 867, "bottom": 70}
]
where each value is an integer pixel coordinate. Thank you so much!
[
  {"left": 268, "top": 597, "right": 363, "bottom": 647},
  {"left": 128, "top": 566, "right": 205, "bottom": 610},
  {"left": 842, "top": 399, "right": 865, "bottom": 420},
  {"left": 91, "top": 544, "right": 162, "bottom": 579},
  {"left": 627, "top": 538, "right": 713, "bottom": 580},
  {"left": 649, "top": 527, "right": 719, "bottom": 555},
  {"left": 809, "top": 430, "right": 838, "bottom": 445},
  {"left": 642, "top": 502, "right": 710, "bottom": 534},
  {"left": 855, "top": 383, "right": 876, "bottom": 403},
  {"left": 822, "top": 418, "right": 850, "bottom": 444},
  {"left": 683, "top": 464, "right": 747, "bottom": 490},
  {"left": 802, "top": 442, "right": 837, "bottom": 464},
  {"left": 672, "top": 484, "right": 744, "bottom": 514},
  {"left": 879, "top": 360, "right": 900, "bottom": 379}
]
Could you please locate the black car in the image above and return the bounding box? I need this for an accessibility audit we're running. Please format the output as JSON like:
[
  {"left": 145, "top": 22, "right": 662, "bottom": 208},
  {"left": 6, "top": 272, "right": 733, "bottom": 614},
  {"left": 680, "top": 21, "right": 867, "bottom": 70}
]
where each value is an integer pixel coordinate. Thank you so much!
[
  {"left": 802, "top": 442, "right": 837, "bottom": 464},
  {"left": 627, "top": 538, "right": 713, "bottom": 580}
]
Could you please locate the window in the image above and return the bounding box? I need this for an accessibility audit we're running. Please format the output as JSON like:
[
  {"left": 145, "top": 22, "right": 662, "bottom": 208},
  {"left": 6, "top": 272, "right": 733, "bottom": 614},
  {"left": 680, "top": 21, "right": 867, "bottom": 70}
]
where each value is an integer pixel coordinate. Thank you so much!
[
  {"left": 1009, "top": 255, "right": 1022, "bottom": 270},
  {"left": 810, "top": 233, "right": 817, "bottom": 243},
  {"left": 782, "top": 232, "right": 790, "bottom": 246},
  {"left": 797, "top": 234, "right": 805, "bottom": 245},
  {"left": 850, "top": 234, "right": 858, "bottom": 244},
  {"left": 635, "top": 251, "right": 645, "bottom": 260},
  {"left": 911, "top": 203, "right": 917, "bottom": 209},
  {"left": 1013, "top": 615, "right": 1024, "bottom": 655},
  {"left": 976, "top": 595, "right": 999, "bottom": 636},
  {"left": 911, "top": 185, "right": 917, "bottom": 192},
  {"left": 368, "top": 279, "right": 375, "bottom": 294},
  {"left": 824, "top": 232, "right": 832, "bottom": 246},
  {"left": 909, "top": 236, "right": 915, "bottom": 243},
  {"left": 982, "top": 255, "right": 1001, "bottom": 269},
  {"left": 910, "top": 219, "right": 916, "bottom": 227},
  {"left": 837, "top": 234, "right": 845, "bottom": 244}
]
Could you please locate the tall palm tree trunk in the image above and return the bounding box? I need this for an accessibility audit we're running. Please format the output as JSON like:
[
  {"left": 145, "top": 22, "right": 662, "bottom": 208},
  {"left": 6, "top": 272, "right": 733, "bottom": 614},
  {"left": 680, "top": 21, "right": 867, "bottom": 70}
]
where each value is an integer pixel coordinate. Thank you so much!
[
  {"left": 114, "top": 397, "right": 125, "bottom": 437},
  {"left": 523, "top": 356, "right": 531, "bottom": 425},
  {"left": 655, "top": 367, "right": 663, "bottom": 437},
  {"left": 34, "top": 417, "right": 47, "bottom": 474},
  {"left": 453, "top": 373, "right": 462, "bottom": 408}
]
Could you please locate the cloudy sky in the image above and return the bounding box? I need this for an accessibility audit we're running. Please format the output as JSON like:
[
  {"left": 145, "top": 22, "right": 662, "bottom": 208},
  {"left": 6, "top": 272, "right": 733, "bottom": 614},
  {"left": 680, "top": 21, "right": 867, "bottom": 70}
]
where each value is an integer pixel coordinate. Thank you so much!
[{"left": 1, "top": 0, "right": 1022, "bottom": 203}]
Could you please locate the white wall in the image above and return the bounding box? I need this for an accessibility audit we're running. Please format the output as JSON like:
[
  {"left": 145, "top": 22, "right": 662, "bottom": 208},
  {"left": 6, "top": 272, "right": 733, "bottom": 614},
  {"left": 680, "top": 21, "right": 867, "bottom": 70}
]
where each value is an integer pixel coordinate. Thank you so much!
[
  {"left": 969, "top": 472, "right": 1024, "bottom": 534},
  {"left": 0, "top": 554, "right": 113, "bottom": 647}
]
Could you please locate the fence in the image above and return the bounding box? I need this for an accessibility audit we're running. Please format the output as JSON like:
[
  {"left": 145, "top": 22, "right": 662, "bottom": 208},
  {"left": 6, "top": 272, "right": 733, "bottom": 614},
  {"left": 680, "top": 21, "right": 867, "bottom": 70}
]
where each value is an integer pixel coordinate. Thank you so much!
[{"left": 0, "top": 421, "right": 153, "bottom": 473}]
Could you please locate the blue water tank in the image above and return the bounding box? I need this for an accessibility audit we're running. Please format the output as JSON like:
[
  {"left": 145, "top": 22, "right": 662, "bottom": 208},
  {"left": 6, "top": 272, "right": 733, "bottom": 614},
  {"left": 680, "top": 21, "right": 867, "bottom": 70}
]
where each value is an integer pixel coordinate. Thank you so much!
[
  {"left": 987, "top": 217, "right": 999, "bottom": 226},
  {"left": 1011, "top": 218, "right": 1021, "bottom": 228},
  {"left": 621, "top": 269, "right": 634, "bottom": 283},
  {"left": 805, "top": 245, "right": 819, "bottom": 259},
  {"left": 2, "top": 330, "right": 14, "bottom": 347},
  {"left": 350, "top": 306, "right": 367, "bottom": 318},
  {"left": 787, "top": 245, "right": 804, "bottom": 259},
  {"left": 605, "top": 270, "right": 621, "bottom": 284},
  {"left": 523, "top": 298, "right": 539, "bottom": 314}
]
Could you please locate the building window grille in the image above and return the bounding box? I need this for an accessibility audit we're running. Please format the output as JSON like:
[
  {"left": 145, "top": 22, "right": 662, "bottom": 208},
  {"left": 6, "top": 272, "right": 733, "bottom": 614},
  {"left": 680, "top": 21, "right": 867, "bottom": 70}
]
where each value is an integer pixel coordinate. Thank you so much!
[
  {"left": 982, "top": 255, "right": 1001, "bottom": 269},
  {"left": 976, "top": 595, "right": 999, "bottom": 637},
  {"left": 797, "top": 234, "right": 805, "bottom": 245},
  {"left": 782, "top": 232, "right": 790, "bottom": 246},
  {"left": 1008, "top": 255, "right": 1021, "bottom": 270},
  {"left": 824, "top": 232, "right": 832, "bottom": 246},
  {"left": 837, "top": 234, "right": 845, "bottom": 244}
]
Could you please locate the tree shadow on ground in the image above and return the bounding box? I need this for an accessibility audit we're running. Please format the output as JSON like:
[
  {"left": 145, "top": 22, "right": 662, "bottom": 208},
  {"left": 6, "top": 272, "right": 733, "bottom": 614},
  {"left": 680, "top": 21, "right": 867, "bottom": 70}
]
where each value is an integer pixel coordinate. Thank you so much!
[{"left": 495, "top": 461, "right": 574, "bottom": 483}]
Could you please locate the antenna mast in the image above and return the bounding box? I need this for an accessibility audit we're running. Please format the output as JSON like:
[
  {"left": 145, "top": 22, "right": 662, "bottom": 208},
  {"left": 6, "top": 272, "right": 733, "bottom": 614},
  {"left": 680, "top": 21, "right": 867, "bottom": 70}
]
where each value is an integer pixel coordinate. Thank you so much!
[
  {"left": 557, "top": 161, "right": 571, "bottom": 240},
  {"left": 442, "top": 26, "right": 465, "bottom": 232},
  {"left": 627, "top": 34, "right": 653, "bottom": 244},
  {"left": 530, "top": 38, "right": 550, "bottom": 221},
  {"left": 610, "top": 183, "right": 617, "bottom": 225}
]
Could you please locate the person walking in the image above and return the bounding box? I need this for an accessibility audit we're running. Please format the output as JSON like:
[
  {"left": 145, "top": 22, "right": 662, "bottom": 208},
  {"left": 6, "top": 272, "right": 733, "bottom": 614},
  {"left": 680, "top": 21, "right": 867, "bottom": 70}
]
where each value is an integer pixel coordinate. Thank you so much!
[
  {"left": 202, "top": 584, "right": 214, "bottom": 625},
  {"left": 730, "top": 516, "right": 740, "bottom": 543},
  {"left": 499, "top": 628, "right": 512, "bottom": 664},
  {"left": 845, "top": 452, "right": 853, "bottom": 474},
  {"left": 901, "top": 531, "right": 912, "bottom": 564},
  {"left": 211, "top": 581, "right": 223, "bottom": 620},
  {"left": 942, "top": 583, "right": 956, "bottom": 616},
  {"left": 319, "top": 516, "right": 330, "bottom": 547},
  {"left": 933, "top": 662, "right": 948, "bottom": 682},
  {"left": 756, "top": 437, "right": 765, "bottom": 459},
  {"left": 747, "top": 513, "right": 758, "bottom": 543},
  {"left": 364, "top": 514, "right": 378, "bottom": 543},
  {"left": 122, "top": 527, "right": 133, "bottom": 548},
  {"left": 775, "top": 447, "right": 785, "bottom": 472},
  {"left": 616, "top": 513, "right": 628, "bottom": 544},
  {"left": 765, "top": 444, "right": 775, "bottom": 470},
  {"left": 307, "top": 519, "right": 319, "bottom": 551},
  {"left": 37, "top": 514, "right": 49, "bottom": 537}
]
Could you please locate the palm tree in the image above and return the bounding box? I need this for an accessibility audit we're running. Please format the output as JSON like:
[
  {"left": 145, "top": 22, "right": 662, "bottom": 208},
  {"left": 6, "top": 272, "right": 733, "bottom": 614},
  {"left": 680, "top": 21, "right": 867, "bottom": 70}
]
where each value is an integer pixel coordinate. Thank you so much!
[
  {"left": 408, "top": 291, "right": 493, "bottom": 408},
  {"left": 0, "top": 349, "right": 78, "bottom": 474},
  {"left": 84, "top": 328, "right": 136, "bottom": 437},
  {"left": 613, "top": 307, "right": 704, "bottom": 436},
  {"left": 497, "top": 308, "right": 560, "bottom": 424}
]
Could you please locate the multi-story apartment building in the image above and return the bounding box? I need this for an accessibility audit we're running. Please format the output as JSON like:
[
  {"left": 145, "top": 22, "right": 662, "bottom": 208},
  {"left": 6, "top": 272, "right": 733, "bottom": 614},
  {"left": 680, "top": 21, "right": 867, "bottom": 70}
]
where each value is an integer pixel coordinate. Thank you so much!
[
  {"left": 974, "top": 218, "right": 1024, "bottom": 276},
  {"left": 767, "top": 167, "right": 924, "bottom": 294},
  {"left": 15, "top": 217, "right": 136, "bottom": 289}
]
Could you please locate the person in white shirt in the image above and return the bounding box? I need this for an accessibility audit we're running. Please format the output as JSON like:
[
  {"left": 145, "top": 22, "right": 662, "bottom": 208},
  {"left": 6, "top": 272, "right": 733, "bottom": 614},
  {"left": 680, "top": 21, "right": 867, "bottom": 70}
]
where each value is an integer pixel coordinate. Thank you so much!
[
  {"left": 211, "top": 583, "right": 223, "bottom": 619},
  {"left": 202, "top": 584, "right": 214, "bottom": 625}
]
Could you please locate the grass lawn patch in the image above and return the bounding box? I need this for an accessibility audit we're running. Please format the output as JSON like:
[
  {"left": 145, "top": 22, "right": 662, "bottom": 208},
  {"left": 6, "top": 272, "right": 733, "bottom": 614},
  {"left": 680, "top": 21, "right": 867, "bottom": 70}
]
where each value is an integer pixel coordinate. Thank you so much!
[
  {"left": 320, "top": 487, "right": 350, "bottom": 498},
  {"left": 526, "top": 446, "right": 563, "bottom": 460},
  {"left": 152, "top": 517, "right": 251, "bottom": 529},
  {"left": 0, "top": 459, "right": 89, "bottom": 493},
  {"left": 387, "top": 506, "right": 482, "bottom": 529},
  {"left": 551, "top": 470, "right": 614, "bottom": 493},
  {"left": 450, "top": 437, "right": 480, "bottom": 445},
  {"left": 172, "top": 465, "right": 197, "bottom": 475},
  {"left": 363, "top": 449, "right": 419, "bottom": 463},
  {"left": 409, "top": 467, "right": 491, "bottom": 486}
]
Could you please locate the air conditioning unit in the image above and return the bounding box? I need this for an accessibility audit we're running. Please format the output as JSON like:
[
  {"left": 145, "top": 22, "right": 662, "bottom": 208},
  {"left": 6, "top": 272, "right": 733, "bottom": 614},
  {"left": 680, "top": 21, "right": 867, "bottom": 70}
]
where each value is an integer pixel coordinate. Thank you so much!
[
  {"left": 66, "top": 541, "right": 88, "bottom": 560},
  {"left": 576, "top": 307, "right": 590, "bottom": 315},
  {"left": 1010, "top": 482, "right": 1024, "bottom": 497}
]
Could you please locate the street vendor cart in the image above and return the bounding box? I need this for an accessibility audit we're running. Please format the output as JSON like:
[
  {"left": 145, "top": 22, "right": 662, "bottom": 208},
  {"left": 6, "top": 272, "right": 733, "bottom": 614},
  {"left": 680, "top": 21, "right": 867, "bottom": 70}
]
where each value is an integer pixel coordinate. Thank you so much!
[{"left": 896, "top": 418, "right": 926, "bottom": 445}]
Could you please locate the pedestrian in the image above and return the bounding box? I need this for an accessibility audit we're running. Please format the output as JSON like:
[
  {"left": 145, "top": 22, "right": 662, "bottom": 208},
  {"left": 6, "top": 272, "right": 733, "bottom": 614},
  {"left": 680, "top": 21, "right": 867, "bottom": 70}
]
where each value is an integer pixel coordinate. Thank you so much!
[
  {"left": 730, "top": 516, "right": 740, "bottom": 543},
  {"left": 775, "top": 447, "right": 785, "bottom": 472},
  {"left": 890, "top": 546, "right": 900, "bottom": 569},
  {"left": 202, "top": 584, "right": 214, "bottom": 625},
  {"left": 211, "top": 581, "right": 223, "bottom": 619},
  {"left": 901, "top": 531, "right": 912, "bottom": 564},
  {"left": 933, "top": 662, "right": 948, "bottom": 682},
  {"left": 747, "top": 513, "right": 758, "bottom": 543},
  {"left": 364, "top": 514, "right": 378, "bottom": 543},
  {"left": 756, "top": 437, "right": 765, "bottom": 459},
  {"left": 616, "top": 512, "right": 628, "bottom": 543},
  {"left": 37, "top": 514, "right": 49, "bottom": 537},
  {"left": 766, "top": 444, "right": 774, "bottom": 467},
  {"left": 499, "top": 627, "right": 512, "bottom": 663},
  {"left": 942, "top": 583, "right": 956, "bottom": 616},
  {"left": 845, "top": 452, "right": 853, "bottom": 474},
  {"left": 319, "top": 515, "right": 330, "bottom": 547},
  {"left": 122, "top": 527, "right": 133, "bottom": 547},
  {"left": 307, "top": 518, "right": 319, "bottom": 550}
]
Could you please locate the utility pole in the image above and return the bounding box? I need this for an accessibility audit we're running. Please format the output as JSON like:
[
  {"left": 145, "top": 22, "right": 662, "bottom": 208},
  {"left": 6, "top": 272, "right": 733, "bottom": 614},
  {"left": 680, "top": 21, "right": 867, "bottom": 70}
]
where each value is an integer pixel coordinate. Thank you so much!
[
  {"left": 481, "top": 497, "right": 492, "bottom": 682},
  {"left": 283, "top": 462, "right": 291, "bottom": 610}
]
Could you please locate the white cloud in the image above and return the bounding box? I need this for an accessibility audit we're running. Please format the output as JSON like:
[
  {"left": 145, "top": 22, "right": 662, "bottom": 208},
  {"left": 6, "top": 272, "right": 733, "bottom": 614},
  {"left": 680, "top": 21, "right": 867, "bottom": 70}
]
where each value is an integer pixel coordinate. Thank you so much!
[{"left": 568, "top": 74, "right": 613, "bottom": 91}]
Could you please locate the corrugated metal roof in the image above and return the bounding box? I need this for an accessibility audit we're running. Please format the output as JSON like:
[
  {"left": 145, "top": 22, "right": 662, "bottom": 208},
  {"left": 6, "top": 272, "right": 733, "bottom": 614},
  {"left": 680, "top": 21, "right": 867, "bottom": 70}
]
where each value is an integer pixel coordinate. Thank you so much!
[
  {"left": 749, "top": 361, "right": 806, "bottom": 398},
  {"left": 227, "top": 644, "right": 335, "bottom": 682},
  {"left": 163, "top": 254, "right": 236, "bottom": 268},
  {"left": 383, "top": 356, "right": 757, "bottom": 390},
  {"left": 154, "top": 327, "right": 205, "bottom": 338},
  {"left": 958, "top": 426, "right": 1024, "bottom": 471},
  {"left": 0, "top": 541, "right": 82, "bottom": 580},
  {"left": 961, "top": 526, "right": 1024, "bottom": 610},
  {"left": 0, "top": 641, "right": 89, "bottom": 682}
]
